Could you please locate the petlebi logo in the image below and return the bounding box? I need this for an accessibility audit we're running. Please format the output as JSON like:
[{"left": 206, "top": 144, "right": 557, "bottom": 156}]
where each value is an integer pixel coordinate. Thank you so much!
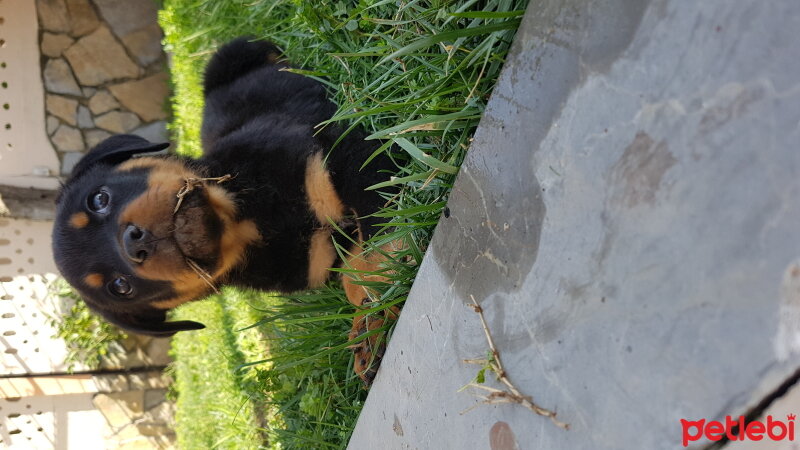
[{"left": 681, "top": 414, "right": 796, "bottom": 447}]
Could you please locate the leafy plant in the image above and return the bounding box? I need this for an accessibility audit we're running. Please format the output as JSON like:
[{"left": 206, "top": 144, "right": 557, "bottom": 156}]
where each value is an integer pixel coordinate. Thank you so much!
[{"left": 47, "top": 279, "right": 127, "bottom": 371}]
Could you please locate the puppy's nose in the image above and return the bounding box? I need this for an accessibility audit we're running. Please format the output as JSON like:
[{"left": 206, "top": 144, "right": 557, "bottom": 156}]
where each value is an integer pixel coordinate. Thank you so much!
[{"left": 122, "top": 224, "right": 154, "bottom": 263}]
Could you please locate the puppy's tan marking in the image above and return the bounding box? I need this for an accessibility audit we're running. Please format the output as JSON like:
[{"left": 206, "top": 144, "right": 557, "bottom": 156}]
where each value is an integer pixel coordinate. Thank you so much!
[
  {"left": 84, "top": 273, "right": 103, "bottom": 288},
  {"left": 305, "top": 152, "right": 345, "bottom": 224},
  {"left": 69, "top": 212, "right": 89, "bottom": 229},
  {"left": 118, "top": 157, "right": 200, "bottom": 241},
  {"left": 344, "top": 240, "right": 402, "bottom": 384},
  {"left": 117, "top": 157, "right": 198, "bottom": 177},
  {"left": 205, "top": 184, "right": 261, "bottom": 280},
  {"left": 341, "top": 240, "right": 401, "bottom": 307},
  {"left": 267, "top": 52, "right": 282, "bottom": 65},
  {"left": 150, "top": 285, "right": 210, "bottom": 310},
  {"left": 117, "top": 156, "right": 261, "bottom": 308},
  {"left": 150, "top": 187, "right": 260, "bottom": 310},
  {"left": 118, "top": 159, "right": 195, "bottom": 280},
  {"left": 307, "top": 229, "right": 337, "bottom": 288}
]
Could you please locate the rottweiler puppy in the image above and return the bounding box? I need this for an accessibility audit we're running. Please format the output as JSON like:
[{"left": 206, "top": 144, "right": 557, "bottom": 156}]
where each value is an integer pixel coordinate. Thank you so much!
[{"left": 51, "top": 37, "right": 398, "bottom": 384}]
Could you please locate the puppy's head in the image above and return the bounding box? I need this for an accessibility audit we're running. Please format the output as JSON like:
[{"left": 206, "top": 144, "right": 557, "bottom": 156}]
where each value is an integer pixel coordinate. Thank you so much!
[{"left": 52, "top": 135, "right": 259, "bottom": 336}]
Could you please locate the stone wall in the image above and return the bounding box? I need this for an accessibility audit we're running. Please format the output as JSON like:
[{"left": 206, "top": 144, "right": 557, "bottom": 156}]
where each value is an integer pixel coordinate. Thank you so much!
[
  {"left": 0, "top": 2, "right": 179, "bottom": 448},
  {"left": 36, "top": 0, "right": 170, "bottom": 175},
  {"left": 92, "top": 368, "right": 177, "bottom": 449},
  {"left": 92, "top": 335, "right": 176, "bottom": 447}
]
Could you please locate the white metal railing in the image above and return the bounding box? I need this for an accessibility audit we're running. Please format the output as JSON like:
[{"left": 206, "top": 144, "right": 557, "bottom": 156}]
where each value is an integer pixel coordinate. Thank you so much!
[{"left": 0, "top": 0, "right": 61, "bottom": 190}]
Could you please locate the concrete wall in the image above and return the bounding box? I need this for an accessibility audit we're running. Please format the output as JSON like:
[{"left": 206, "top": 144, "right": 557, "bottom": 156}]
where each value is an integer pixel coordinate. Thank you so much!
[
  {"left": 1, "top": 371, "right": 175, "bottom": 449},
  {"left": 350, "top": 0, "right": 800, "bottom": 448}
]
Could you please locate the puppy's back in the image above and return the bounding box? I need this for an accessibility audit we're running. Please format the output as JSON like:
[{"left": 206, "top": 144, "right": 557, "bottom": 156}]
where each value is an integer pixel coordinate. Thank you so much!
[{"left": 203, "top": 37, "right": 283, "bottom": 94}]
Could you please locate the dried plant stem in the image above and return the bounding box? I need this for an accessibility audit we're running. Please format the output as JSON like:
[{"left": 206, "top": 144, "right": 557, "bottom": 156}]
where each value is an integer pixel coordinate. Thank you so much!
[
  {"left": 174, "top": 174, "right": 233, "bottom": 214},
  {"left": 186, "top": 258, "right": 219, "bottom": 294},
  {"left": 462, "top": 295, "right": 569, "bottom": 430},
  {"left": 174, "top": 175, "right": 233, "bottom": 293}
]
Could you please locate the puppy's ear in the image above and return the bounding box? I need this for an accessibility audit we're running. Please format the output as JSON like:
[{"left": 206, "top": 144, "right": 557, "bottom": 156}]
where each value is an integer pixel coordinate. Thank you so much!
[
  {"left": 70, "top": 134, "right": 170, "bottom": 181},
  {"left": 97, "top": 307, "right": 205, "bottom": 337}
]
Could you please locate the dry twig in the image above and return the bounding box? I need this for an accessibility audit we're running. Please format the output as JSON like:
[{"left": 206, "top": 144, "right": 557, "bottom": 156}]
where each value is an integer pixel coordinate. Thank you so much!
[
  {"left": 174, "top": 175, "right": 233, "bottom": 293},
  {"left": 186, "top": 258, "right": 219, "bottom": 294},
  {"left": 174, "top": 174, "right": 233, "bottom": 214},
  {"left": 461, "top": 295, "right": 569, "bottom": 430}
]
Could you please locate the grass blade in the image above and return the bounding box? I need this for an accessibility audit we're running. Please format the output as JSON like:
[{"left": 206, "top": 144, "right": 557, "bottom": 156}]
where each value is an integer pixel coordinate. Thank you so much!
[
  {"left": 394, "top": 138, "right": 459, "bottom": 174},
  {"left": 378, "top": 19, "right": 522, "bottom": 65}
]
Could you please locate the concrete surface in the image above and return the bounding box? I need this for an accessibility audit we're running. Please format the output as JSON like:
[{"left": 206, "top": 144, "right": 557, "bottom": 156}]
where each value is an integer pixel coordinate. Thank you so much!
[{"left": 349, "top": 0, "right": 800, "bottom": 448}]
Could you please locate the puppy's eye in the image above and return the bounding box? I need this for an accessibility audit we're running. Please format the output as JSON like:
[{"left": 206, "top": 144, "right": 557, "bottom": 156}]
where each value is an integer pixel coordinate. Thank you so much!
[
  {"left": 109, "top": 277, "right": 133, "bottom": 297},
  {"left": 88, "top": 190, "right": 110, "bottom": 213}
]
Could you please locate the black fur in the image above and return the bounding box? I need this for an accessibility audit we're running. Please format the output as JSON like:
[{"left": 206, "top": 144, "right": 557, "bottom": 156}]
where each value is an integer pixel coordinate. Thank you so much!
[
  {"left": 52, "top": 37, "right": 395, "bottom": 336},
  {"left": 199, "top": 37, "right": 394, "bottom": 291}
]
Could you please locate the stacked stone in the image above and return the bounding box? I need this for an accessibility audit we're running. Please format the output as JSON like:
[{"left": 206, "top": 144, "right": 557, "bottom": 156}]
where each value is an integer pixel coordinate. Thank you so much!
[
  {"left": 36, "top": 0, "right": 171, "bottom": 176},
  {"left": 90, "top": 334, "right": 176, "bottom": 446}
]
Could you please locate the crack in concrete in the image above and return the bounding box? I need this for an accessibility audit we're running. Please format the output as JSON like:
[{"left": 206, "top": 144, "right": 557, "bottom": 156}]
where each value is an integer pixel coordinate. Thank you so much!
[{"left": 705, "top": 366, "right": 800, "bottom": 449}]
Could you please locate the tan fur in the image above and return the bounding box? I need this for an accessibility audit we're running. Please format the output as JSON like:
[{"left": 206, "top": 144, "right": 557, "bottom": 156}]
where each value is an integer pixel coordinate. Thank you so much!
[
  {"left": 305, "top": 152, "right": 345, "bottom": 224},
  {"left": 69, "top": 212, "right": 89, "bottom": 229},
  {"left": 151, "top": 217, "right": 260, "bottom": 310},
  {"left": 83, "top": 273, "right": 103, "bottom": 288},
  {"left": 151, "top": 285, "right": 210, "bottom": 310},
  {"left": 266, "top": 52, "right": 281, "bottom": 65},
  {"left": 115, "top": 157, "right": 260, "bottom": 309},
  {"left": 307, "top": 229, "right": 337, "bottom": 288},
  {"left": 150, "top": 298, "right": 186, "bottom": 309},
  {"left": 341, "top": 240, "right": 401, "bottom": 307},
  {"left": 344, "top": 240, "right": 402, "bottom": 382},
  {"left": 117, "top": 157, "right": 198, "bottom": 178},
  {"left": 212, "top": 218, "right": 260, "bottom": 282},
  {"left": 118, "top": 159, "right": 194, "bottom": 281},
  {"left": 150, "top": 192, "right": 259, "bottom": 310},
  {"left": 205, "top": 184, "right": 238, "bottom": 224}
]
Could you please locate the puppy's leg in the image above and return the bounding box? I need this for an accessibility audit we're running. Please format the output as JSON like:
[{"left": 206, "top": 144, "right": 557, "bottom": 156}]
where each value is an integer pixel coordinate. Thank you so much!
[{"left": 342, "top": 241, "right": 401, "bottom": 386}]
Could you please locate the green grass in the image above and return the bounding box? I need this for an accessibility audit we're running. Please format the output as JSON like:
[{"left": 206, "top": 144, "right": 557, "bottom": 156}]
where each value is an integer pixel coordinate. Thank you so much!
[
  {"left": 160, "top": 0, "right": 528, "bottom": 448},
  {"left": 241, "top": 288, "right": 374, "bottom": 447},
  {"left": 168, "top": 289, "right": 272, "bottom": 449}
]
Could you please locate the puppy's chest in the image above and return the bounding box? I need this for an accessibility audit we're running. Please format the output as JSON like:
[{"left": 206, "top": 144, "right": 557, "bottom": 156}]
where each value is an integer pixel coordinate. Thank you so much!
[
  {"left": 303, "top": 152, "right": 347, "bottom": 224},
  {"left": 302, "top": 152, "right": 353, "bottom": 287},
  {"left": 229, "top": 151, "right": 353, "bottom": 292}
]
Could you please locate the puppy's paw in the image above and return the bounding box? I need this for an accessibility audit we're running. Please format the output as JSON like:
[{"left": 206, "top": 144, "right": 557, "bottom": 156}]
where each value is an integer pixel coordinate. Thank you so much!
[
  {"left": 348, "top": 301, "right": 403, "bottom": 386},
  {"left": 349, "top": 313, "right": 387, "bottom": 386}
]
